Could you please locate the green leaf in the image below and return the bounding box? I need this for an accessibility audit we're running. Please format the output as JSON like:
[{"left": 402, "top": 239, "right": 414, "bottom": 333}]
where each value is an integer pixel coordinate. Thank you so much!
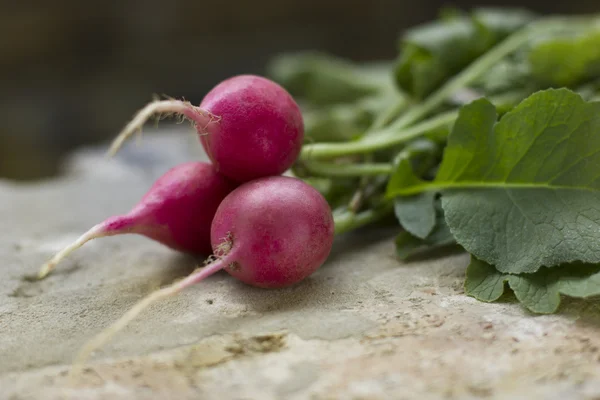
[
  {"left": 389, "top": 88, "right": 600, "bottom": 274},
  {"left": 267, "top": 52, "right": 387, "bottom": 106},
  {"left": 471, "top": 8, "right": 537, "bottom": 39},
  {"left": 388, "top": 139, "right": 443, "bottom": 238},
  {"left": 472, "top": 57, "right": 531, "bottom": 94},
  {"left": 463, "top": 257, "right": 506, "bottom": 301},
  {"left": 394, "top": 8, "right": 534, "bottom": 99},
  {"left": 387, "top": 138, "right": 442, "bottom": 195},
  {"left": 395, "top": 204, "right": 457, "bottom": 261},
  {"left": 394, "top": 192, "right": 436, "bottom": 239},
  {"left": 394, "top": 17, "right": 480, "bottom": 99},
  {"left": 529, "top": 28, "right": 600, "bottom": 87},
  {"left": 303, "top": 104, "right": 372, "bottom": 143},
  {"left": 302, "top": 87, "right": 409, "bottom": 144},
  {"left": 465, "top": 256, "right": 600, "bottom": 314},
  {"left": 387, "top": 157, "right": 427, "bottom": 193}
]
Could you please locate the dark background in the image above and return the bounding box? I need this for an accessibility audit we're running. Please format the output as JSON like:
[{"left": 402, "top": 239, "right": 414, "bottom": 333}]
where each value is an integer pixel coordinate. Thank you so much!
[{"left": 2, "top": 1, "right": 598, "bottom": 180}]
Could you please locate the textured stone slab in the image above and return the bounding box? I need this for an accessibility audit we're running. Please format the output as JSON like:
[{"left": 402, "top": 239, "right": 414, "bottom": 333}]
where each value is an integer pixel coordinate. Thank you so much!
[{"left": 1, "top": 130, "right": 600, "bottom": 400}]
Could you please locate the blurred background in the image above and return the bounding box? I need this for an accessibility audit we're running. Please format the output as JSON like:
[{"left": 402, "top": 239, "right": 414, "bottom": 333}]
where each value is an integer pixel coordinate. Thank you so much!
[{"left": 2, "top": 0, "right": 598, "bottom": 181}]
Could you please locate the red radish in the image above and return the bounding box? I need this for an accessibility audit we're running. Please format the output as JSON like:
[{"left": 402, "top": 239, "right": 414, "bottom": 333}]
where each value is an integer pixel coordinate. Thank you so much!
[
  {"left": 38, "top": 162, "right": 237, "bottom": 279},
  {"left": 209, "top": 175, "right": 335, "bottom": 288},
  {"left": 107, "top": 75, "right": 304, "bottom": 183},
  {"left": 72, "top": 176, "right": 334, "bottom": 368}
]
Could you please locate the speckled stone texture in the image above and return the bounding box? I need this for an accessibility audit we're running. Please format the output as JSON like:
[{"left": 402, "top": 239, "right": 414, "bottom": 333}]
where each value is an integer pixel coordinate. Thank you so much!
[{"left": 2, "top": 129, "right": 600, "bottom": 400}]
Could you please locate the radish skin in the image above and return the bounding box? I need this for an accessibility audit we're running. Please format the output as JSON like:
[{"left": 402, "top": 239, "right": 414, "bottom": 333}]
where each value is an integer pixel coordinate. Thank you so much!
[
  {"left": 70, "top": 176, "right": 334, "bottom": 373},
  {"left": 107, "top": 75, "right": 304, "bottom": 183},
  {"left": 38, "top": 162, "right": 236, "bottom": 279},
  {"left": 209, "top": 177, "right": 334, "bottom": 288}
]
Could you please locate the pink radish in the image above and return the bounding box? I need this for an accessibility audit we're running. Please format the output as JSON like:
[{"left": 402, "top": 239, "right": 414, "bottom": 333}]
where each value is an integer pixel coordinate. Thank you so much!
[
  {"left": 38, "top": 162, "right": 237, "bottom": 279},
  {"left": 208, "top": 175, "right": 335, "bottom": 288},
  {"left": 72, "top": 176, "right": 334, "bottom": 369},
  {"left": 107, "top": 75, "right": 304, "bottom": 183}
]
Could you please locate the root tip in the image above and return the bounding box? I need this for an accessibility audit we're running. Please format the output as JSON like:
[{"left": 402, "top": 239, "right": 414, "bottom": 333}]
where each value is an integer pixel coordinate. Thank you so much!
[
  {"left": 37, "top": 263, "right": 53, "bottom": 280},
  {"left": 105, "top": 144, "right": 119, "bottom": 158}
]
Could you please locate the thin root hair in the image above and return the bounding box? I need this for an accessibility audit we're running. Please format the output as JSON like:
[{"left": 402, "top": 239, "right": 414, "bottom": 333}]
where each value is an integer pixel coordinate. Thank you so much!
[
  {"left": 107, "top": 98, "right": 221, "bottom": 157},
  {"left": 214, "top": 232, "right": 233, "bottom": 258}
]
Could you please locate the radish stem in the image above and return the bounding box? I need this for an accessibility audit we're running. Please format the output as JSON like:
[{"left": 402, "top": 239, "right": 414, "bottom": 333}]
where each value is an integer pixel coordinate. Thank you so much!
[
  {"left": 300, "top": 110, "right": 457, "bottom": 160},
  {"left": 302, "top": 161, "right": 393, "bottom": 177},
  {"left": 299, "top": 88, "right": 531, "bottom": 160},
  {"left": 333, "top": 204, "right": 394, "bottom": 235}
]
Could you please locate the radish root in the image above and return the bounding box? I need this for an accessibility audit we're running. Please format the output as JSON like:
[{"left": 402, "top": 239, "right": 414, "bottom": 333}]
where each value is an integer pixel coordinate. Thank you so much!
[
  {"left": 107, "top": 100, "right": 220, "bottom": 157},
  {"left": 38, "top": 224, "right": 106, "bottom": 280},
  {"left": 69, "top": 256, "right": 232, "bottom": 381}
]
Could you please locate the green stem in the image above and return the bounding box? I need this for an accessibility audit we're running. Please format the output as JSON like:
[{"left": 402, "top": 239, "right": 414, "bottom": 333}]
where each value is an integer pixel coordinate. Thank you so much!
[
  {"left": 334, "top": 203, "right": 394, "bottom": 235},
  {"left": 387, "top": 180, "right": 600, "bottom": 198},
  {"left": 299, "top": 89, "right": 529, "bottom": 161},
  {"left": 387, "top": 18, "right": 580, "bottom": 130},
  {"left": 303, "top": 161, "right": 393, "bottom": 177},
  {"left": 300, "top": 110, "right": 457, "bottom": 160},
  {"left": 348, "top": 153, "right": 376, "bottom": 212},
  {"left": 369, "top": 96, "right": 411, "bottom": 131},
  {"left": 300, "top": 16, "right": 599, "bottom": 162}
]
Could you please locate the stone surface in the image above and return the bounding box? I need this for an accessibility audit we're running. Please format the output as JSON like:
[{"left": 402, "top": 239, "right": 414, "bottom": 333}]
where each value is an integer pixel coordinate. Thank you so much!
[{"left": 2, "top": 130, "right": 600, "bottom": 400}]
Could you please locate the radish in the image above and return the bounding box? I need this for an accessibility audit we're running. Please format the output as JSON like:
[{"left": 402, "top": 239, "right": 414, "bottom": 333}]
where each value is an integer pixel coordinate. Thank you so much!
[
  {"left": 107, "top": 75, "right": 304, "bottom": 183},
  {"left": 72, "top": 176, "right": 334, "bottom": 369},
  {"left": 208, "top": 175, "right": 335, "bottom": 288},
  {"left": 38, "top": 162, "right": 237, "bottom": 279}
]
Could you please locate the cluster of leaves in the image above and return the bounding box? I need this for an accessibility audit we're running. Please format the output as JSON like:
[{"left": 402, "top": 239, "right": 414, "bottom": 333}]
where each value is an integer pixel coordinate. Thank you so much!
[
  {"left": 268, "top": 53, "right": 403, "bottom": 143},
  {"left": 395, "top": 8, "right": 535, "bottom": 99},
  {"left": 391, "top": 89, "right": 600, "bottom": 313},
  {"left": 268, "top": 8, "right": 600, "bottom": 314}
]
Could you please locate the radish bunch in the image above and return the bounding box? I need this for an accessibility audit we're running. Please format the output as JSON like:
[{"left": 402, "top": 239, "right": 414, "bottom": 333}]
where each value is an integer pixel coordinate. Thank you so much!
[
  {"left": 39, "top": 75, "right": 337, "bottom": 365},
  {"left": 40, "top": 75, "right": 332, "bottom": 285}
]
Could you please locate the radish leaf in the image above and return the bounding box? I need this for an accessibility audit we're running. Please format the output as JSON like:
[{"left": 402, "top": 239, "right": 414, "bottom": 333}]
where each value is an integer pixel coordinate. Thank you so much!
[
  {"left": 390, "top": 88, "right": 600, "bottom": 273},
  {"left": 394, "top": 192, "right": 436, "bottom": 239},
  {"left": 465, "top": 256, "right": 600, "bottom": 314},
  {"left": 529, "top": 28, "right": 600, "bottom": 87},
  {"left": 394, "top": 8, "right": 535, "bottom": 98},
  {"left": 396, "top": 203, "right": 457, "bottom": 261}
]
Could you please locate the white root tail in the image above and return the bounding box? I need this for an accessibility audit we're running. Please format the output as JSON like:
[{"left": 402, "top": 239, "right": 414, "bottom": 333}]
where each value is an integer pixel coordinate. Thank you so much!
[
  {"left": 107, "top": 100, "right": 219, "bottom": 157},
  {"left": 38, "top": 225, "right": 106, "bottom": 280},
  {"left": 69, "top": 258, "right": 229, "bottom": 382}
]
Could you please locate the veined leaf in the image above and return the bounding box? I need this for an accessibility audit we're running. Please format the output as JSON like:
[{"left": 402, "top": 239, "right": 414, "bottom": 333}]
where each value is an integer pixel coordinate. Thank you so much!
[
  {"left": 465, "top": 256, "right": 600, "bottom": 314},
  {"left": 389, "top": 89, "right": 600, "bottom": 273},
  {"left": 394, "top": 192, "right": 436, "bottom": 239},
  {"left": 395, "top": 204, "right": 458, "bottom": 261},
  {"left": 390, "top": 139, "right": 443, "bottom": 238}
]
